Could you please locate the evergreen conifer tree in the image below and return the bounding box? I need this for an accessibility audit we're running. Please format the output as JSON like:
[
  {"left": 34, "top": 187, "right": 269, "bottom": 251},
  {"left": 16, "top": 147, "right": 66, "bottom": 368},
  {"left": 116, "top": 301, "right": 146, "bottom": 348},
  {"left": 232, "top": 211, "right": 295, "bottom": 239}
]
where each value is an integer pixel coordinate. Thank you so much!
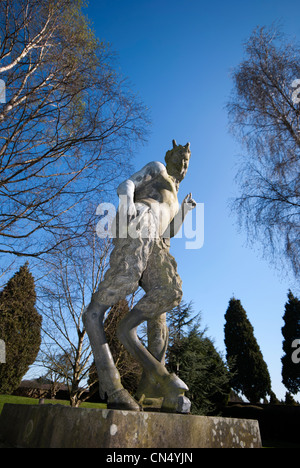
[
  {"left": 0, "top": 263, "right": 42, "bottom": 394},
  {"left": 284, "top": 391, "right": 299, "bottom": 406},
  {"left": 224, "top": 297, "right": 271, "bottom": 403},
  {"left": 281, "top": 290, "right": 300, "bottom": 395},
  {"left": 167, "top": 302, "right": 231, "bottom": 415}
]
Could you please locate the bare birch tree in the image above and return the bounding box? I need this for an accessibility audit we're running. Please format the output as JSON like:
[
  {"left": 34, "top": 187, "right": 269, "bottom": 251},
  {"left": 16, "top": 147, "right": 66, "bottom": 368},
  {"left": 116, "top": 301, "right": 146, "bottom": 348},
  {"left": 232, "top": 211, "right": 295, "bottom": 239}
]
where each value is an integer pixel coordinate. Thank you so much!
[
  {"left": 37, "top": 233, "right": 112, "bottom": 407},
  {"left": 227, "top": 26, "right": 300, "bottom": 277},
  {"left": 0, "top": 0, "right": 149, "bottom": 258}
]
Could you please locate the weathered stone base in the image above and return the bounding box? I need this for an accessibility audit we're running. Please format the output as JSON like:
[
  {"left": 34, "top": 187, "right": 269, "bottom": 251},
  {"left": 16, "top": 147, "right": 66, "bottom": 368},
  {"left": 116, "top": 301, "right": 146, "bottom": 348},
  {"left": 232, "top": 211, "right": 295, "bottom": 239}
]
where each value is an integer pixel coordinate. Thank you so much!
[{"left": 0, "top": 404, "right": 261, "bottom": 448}]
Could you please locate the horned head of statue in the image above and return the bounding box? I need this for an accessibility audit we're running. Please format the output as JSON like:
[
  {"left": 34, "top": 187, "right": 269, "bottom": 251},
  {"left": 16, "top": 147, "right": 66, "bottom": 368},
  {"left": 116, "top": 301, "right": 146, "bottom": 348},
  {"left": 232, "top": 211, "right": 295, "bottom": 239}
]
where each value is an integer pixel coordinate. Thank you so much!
[{"left": 172, "top": 139, "right": 190, "bottom": 151}]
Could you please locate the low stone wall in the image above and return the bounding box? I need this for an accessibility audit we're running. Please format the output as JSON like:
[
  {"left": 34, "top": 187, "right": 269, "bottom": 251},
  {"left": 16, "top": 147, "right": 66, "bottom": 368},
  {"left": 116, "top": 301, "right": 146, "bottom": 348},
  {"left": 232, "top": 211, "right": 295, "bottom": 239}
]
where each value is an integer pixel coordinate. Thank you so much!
[{"left": 0, "top": 404, "right": 261, "bottom": 448}]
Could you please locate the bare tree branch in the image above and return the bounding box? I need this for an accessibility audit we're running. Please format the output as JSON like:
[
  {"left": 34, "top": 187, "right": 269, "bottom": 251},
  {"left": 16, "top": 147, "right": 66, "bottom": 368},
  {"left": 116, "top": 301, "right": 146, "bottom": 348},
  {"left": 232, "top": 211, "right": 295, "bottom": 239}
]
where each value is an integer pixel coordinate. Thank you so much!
[
  {"left": 36, "top": 233, "right": 111, "bottom": 406},
  {"left": 0, "top": 0, "right": 149, "bottom": 258}
]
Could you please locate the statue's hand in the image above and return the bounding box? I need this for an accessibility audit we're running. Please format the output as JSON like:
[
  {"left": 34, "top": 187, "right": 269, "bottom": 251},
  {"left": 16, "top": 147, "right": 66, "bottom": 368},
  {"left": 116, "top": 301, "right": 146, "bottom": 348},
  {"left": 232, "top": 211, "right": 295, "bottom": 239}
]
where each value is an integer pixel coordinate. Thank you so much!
[
  {"left": 119, "top": 195, "right": 137, "bottom": 222},
  {"left": 182, "top": 193, "right": 196, "bottom": 211},
  {"left": 127, "top": 200, "right": 137, "bottom": 222}
]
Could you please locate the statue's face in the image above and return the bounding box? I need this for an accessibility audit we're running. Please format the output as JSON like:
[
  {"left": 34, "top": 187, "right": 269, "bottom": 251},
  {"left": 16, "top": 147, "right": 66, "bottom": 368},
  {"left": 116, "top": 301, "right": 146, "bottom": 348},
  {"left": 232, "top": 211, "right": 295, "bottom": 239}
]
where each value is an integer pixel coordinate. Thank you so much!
[{"left": 165, "top": 142, "right": 191, "bottom": 181}]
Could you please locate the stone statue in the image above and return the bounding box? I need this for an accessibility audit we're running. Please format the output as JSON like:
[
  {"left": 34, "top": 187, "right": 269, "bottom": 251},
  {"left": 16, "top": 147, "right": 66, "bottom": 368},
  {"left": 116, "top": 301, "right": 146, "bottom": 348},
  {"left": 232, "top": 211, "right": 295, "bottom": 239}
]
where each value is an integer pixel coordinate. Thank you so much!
[{"left": 83, "top": 140, "right": 196, "bottom": 412}]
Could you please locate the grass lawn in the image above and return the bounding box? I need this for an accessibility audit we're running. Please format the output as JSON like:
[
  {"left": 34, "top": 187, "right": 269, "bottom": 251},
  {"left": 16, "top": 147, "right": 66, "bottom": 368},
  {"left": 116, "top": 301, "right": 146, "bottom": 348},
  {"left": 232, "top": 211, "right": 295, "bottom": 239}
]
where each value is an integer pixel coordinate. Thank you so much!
[{"left": 0, "top": 394, "right": 106, "bottom": 415}]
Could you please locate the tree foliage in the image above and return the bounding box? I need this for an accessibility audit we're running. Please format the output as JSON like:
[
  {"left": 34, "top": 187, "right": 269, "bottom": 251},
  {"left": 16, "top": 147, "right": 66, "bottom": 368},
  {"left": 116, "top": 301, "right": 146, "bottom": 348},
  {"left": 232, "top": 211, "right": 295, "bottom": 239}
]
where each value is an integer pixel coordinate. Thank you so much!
[
  {"left": 0, "top": 0, "right": 149, "bottom": 257},
  {"left": 0, "top": 263, "right": 41, "bottom": 393},
  {"left": 224, "top": 297, "right": 271, "bottom": 403},
  {"left": 227, "top": 25, "right": 300, "bottom": 277},
  {"left": 281, "top": 290, "right": 300, "bottom": 395}
]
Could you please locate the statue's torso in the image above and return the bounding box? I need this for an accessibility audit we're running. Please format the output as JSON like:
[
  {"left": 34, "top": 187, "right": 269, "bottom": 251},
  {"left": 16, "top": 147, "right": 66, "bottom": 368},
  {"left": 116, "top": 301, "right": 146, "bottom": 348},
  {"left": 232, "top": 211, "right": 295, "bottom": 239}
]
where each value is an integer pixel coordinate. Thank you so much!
[{"left": 134, "top": 169, "right": 179, "bottom": 235}]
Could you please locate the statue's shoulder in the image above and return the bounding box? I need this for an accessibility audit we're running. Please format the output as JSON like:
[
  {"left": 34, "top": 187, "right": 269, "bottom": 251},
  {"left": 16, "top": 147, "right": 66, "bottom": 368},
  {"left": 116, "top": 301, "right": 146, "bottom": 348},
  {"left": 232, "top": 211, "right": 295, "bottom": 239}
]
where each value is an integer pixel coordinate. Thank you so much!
[
  {"left": 143, "top": 161, "right": 166, "bottom": 174},
  {"left": 130, "top": 161, "right": 166, "bottom": 184}
]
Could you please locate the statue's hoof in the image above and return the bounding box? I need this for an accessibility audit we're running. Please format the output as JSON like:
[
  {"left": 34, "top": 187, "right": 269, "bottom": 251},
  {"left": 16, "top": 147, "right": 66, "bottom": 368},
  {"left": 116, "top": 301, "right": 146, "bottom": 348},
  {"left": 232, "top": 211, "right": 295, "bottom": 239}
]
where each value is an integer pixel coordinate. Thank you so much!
[
  {"left": 107, "top": 389, "right": 141, "bottom": 412},
  {"left": 176, "top": 395, "right": 191, "bottom": 413}
]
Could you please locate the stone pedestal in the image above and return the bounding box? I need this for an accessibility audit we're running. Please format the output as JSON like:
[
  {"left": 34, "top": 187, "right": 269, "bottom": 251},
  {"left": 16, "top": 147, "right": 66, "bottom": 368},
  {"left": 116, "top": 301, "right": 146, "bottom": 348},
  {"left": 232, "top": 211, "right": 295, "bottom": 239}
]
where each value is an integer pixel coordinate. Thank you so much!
[{"left": 0, "top": 404, "right": 261, "bottom": 448}]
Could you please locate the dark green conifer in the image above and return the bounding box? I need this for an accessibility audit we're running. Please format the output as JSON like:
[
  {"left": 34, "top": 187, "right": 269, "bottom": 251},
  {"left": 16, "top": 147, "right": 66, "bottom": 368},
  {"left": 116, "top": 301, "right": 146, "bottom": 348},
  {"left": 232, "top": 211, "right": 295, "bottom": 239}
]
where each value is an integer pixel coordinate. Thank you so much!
[
  {"left": 0, "top": 263, "right": 42, "bottom": 394},
  {"left": 224, "top": 297, "right": 271, "bottom": 403}
]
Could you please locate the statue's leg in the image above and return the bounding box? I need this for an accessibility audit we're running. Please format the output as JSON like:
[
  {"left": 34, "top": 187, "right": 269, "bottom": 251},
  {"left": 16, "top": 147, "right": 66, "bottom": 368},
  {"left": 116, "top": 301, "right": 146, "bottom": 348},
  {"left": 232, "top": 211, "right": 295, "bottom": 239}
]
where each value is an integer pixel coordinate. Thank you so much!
[
  {"left": 117, "top": 239, "right": 190, "bottom": 412},
  {"left": 83, "top": 299, "right": 138, "bottom": 410},
  {"left": 147, "top": 313, "right": 169, "bottom": 365},
  {"left": 136, "top": 239, "right": 180, "bottom": 399},
  {"left": 83, "top": 236, "right": 152, "bottom": 411},
  {"left": 116, "top": 295, "right": 188, "bottom": 412},
  {"left": 135, "top": 314, "right": 169, "bottom": 399}
]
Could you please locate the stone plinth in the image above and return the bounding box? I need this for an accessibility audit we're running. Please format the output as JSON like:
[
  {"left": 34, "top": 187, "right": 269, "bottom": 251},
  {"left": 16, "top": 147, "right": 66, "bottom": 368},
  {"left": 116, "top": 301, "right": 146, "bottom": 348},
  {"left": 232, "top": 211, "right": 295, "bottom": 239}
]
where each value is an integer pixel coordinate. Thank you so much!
[{"left": 0, "top": 404, "right": 261, "bottom": 448}]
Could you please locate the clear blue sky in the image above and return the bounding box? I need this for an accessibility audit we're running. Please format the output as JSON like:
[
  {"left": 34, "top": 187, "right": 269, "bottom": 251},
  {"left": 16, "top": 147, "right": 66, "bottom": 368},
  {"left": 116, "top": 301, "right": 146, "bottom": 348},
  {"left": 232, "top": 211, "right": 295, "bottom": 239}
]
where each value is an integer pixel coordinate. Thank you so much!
[{"left": 85, "top": 0, "right": 300, "bottom": 401}]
